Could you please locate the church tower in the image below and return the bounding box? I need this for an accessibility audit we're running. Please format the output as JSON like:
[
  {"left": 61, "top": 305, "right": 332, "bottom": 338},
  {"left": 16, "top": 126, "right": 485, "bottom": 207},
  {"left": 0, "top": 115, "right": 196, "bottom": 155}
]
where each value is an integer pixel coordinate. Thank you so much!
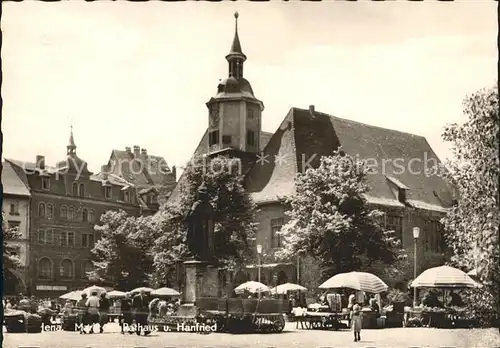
[{"left": 206, "top": 12, "right": 264, "bottom": 157}]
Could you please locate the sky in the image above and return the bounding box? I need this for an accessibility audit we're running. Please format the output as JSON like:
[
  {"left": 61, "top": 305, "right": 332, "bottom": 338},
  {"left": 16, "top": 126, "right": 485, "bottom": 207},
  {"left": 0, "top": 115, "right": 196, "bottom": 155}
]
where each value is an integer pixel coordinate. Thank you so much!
[{"left": 2, "top": 1, "right": 497, "bottom": 177}]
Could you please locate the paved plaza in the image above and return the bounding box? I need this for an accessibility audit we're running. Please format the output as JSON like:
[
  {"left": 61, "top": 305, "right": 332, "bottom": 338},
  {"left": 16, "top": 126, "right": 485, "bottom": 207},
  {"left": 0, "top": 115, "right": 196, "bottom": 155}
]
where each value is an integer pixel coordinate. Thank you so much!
[{"left": 3, "top": 322, "right": 499, "bottom": 348}]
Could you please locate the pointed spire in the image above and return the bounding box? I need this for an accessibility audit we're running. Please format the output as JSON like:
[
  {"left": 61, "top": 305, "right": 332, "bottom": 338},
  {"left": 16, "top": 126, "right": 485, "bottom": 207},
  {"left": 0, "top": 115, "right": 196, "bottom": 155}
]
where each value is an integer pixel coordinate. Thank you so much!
[
  {"left": 67, "top": 124, "right": 77, "bottom": 155},
  {"left": 229, "top": 12, "right": 243, "bottom": 55}
]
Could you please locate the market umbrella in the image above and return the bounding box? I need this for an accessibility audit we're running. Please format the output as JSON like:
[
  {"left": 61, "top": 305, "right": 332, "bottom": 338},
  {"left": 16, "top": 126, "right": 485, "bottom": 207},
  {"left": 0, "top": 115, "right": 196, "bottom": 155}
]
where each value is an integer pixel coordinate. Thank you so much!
[
  {"left": 83, "top": 285, "right": 107, "bottom": 296},
  {"left": 270, "top": 282, "right": 307, "bottom": 295},
  {"left": 234, "top": 281, "right": 270, "bottom": 294},
  {"left": 107, "top": 290, "right": 127, "bottom": 299},
  {"left": 151, "top": 287, "right": 181, "bottom": 297},
  {"left": 130, "top": 287, "right": 154, "bottom": 294},
  {"left": 410, "top": 265, "right": 477, "bottom": 288},
  {"left": 59, "top": 290, "right": 83, "bottom": 301},
  {"left": 319, "top": 272, "right": 388, "bottom": 293}
]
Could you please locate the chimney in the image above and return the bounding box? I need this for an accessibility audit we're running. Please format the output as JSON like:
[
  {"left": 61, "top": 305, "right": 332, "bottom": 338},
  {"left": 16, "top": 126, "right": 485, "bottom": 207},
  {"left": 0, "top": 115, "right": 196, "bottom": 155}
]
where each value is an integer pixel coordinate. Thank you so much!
[
  {"left": 309, "top": 105, "right": 315, "bottom": 114},
  {"left": 101, "top": 165, "right": 109, "bottom": 180},
  {"left": 133, "top": 145, "right": 140, "bottom": 157},
  {"left": 125, "top": 146, "right": 132, "bottom": 154},
  {"left": 36, "top": 155, "right": 45, "bottom": 170},
  {"left": 172, "top": 165, "right": 177, "bottom": 180}
]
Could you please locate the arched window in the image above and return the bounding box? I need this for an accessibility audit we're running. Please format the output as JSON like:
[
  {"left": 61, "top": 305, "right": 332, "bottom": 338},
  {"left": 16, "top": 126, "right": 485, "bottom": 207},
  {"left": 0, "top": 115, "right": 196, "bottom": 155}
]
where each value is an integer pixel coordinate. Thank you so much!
[
  {"left": 82, "top": 260, "right": 93, "bottom": 278},
  {"left": 72, "top": 182, "right": 78, "bottom": 196},
  {"left": 88, "top": 210, "right": 95, "bottom": 223},
  {"left": 82, "top": 208, "right": 88, "bottom": 222},
  {"left": 38, "top": 257, "right": 52, "bottom": 279},
  {"left": 38, "top": 202, "right": 46, "bottom": 217},
  {"left": 60, "top": 205, "right": 68, "bottom": 219},
  {"left": 60, "top": 259, "right": 74, "bottom": 279},
  {"left": 79, "top": 183, "right": 85, "bottom": 197},
  {"left": 68, "top": 206, "right": 74, "bottom": 220},
  {"left": 47, "top": 203, "right": 54, "bottom": 219}
]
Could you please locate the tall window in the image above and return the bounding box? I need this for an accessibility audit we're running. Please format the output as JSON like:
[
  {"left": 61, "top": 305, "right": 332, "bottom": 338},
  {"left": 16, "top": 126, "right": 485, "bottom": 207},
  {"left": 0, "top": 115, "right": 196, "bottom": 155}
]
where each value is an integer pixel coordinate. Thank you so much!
[
  {"left": 124, "top": 191, "right": 130, "bottom": 202},
  {"left": 53, "top": 231, "right": 61, "bottom": 245},
  {"left": 79, "top": 183, "right": 85, "bottom": 197},
  {"left": 386, "top": 215, "right": 403, "bottom": 244},
  {"left": 38, "top": 202, "right": 46, "bottom": 217},
  {"left": 104, "top": 186, "right": 112, "bottom": 199},
  {"left": 68, "top": 206, "right": 75, "bottom": 220},
  {"left": 46, "top": 229, "right": 53, "bottom": 244},
  {"left": 82, "top": 260, "right": 93, "bottom": 278},
  {"left": 38, "top": 229, "right": 45, "bottom": 244},
  {"left": 41, "top": 177, "right": 50, "bottom": 190},
  {"left": 38, "top": 258, "right": 52, "bottom": 279},
  {"left": 271, "top": 218, "right": 284, "bottom": 248},
  {"left": 82, "top": 208, "right": 88, "bottom": 222},
  {"left": 209, "top": 130, "right": 219, "bottom": 146},
  {"left": 88, "top": 210, "right": 95, "bottom": 223},
  {"left": 9, "top": 202, "right": 19, "bottom": 215},
  {"left": 61, "top": 231, "right": 67, "bottom": 246},
  {"left": 82, "top": 233, "right": 94, "bottom": 248},
  {"left": 46, "top": 203, "right": 54, "bottom": 219},
  {"left": 68, "top": 232, "right": 75, "bottom": 246},
  {"left": 60, "top": 259, "right": 74, "bottom": 279},
  {"left": 72, "top": 182, "right": 78, "bottom": 196},
  {"left": 60, "top": 205, "right": 68, "bottom": 219},
  {"left": 247, "top": 130, "right": 255, "bottom": 146}
]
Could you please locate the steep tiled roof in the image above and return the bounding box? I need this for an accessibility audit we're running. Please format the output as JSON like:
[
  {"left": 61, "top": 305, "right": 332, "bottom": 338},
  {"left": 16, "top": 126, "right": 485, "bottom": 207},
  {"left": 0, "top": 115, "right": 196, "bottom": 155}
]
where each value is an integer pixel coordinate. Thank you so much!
[
  {"left": 245, "top": 107, "right": 454, "bottom": 212},
  {"left": 168, "top": 130, "right": 273, "bottom": 204},
  {"left": 2, "top": 161, "right": 31, "bottom": 197}
]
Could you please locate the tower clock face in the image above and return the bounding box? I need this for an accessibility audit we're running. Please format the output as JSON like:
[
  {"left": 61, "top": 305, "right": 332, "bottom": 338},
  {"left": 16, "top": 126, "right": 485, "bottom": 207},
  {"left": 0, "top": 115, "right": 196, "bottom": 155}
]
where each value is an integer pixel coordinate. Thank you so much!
[{"left": 210, "top": 106, "right": 219, "bottom": 128}]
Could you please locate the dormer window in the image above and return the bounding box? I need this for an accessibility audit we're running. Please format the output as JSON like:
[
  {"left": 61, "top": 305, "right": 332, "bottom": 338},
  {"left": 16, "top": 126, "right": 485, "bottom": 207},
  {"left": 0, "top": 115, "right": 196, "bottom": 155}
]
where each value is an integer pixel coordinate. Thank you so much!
[
  {"left": 385, "top": 175, "right": 409, "bottom": 204},
  {"left": 42, "top": 177, "right": 50, "bottom": 190},
  {"left": 124, "top": 191, "right": 130, "bottom": 202},
  {"left": 398, "top": 188, "right": 406, "bottom": 203}
]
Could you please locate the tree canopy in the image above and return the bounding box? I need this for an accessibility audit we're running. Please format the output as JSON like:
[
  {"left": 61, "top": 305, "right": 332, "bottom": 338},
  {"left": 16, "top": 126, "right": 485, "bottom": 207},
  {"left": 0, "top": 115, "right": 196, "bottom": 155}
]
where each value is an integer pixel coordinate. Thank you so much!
[
  {"left": 2, "top": 212, "right": 22, "bottom": 290},
  {"left": 440, "top": 84, "right": 499, "bottom": 322},
  {"left": 277, "top": 151, "right": 403, "bottom": 278}
]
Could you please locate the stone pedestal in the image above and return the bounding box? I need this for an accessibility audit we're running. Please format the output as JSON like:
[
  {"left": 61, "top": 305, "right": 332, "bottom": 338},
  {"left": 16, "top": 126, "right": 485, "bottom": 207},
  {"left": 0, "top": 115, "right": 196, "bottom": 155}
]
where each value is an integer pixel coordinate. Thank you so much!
[{"left": 184, "top": 260, "right": 219, "bottom": 304}]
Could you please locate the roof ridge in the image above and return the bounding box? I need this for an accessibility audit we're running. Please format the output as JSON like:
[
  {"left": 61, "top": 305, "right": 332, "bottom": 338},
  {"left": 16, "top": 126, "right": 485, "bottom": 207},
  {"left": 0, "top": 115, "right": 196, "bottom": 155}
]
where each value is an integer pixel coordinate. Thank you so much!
[{"left": 293, "top": 107, "right": 426, "bottom": 139}]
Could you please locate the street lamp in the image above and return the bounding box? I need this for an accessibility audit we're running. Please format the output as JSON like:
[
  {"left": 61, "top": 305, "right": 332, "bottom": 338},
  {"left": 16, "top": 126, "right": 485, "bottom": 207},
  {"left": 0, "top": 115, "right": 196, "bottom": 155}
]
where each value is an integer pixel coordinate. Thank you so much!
[
  {"left": 413, "top": 227, "right": 420, "bottom": 307},
  {"left": 256, "top": 244, "right": 262, "bottom": 284}
]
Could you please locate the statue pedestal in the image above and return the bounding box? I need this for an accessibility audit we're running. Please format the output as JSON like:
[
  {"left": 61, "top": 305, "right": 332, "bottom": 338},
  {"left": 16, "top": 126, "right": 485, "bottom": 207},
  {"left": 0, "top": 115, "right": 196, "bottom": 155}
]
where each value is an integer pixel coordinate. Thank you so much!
[{"left": 183, "top": 260, "right": 219, "bottom": 304}]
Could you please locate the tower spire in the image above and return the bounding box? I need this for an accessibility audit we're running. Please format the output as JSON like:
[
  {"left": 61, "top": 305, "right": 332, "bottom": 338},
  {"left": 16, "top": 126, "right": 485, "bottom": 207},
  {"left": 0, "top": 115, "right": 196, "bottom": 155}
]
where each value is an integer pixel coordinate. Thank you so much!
[
  {"left": 226, "top": 12, "right": 246, "bottom": 79},
  {"left": 67, "top": 124, "right": 76, "bottom": 155}
]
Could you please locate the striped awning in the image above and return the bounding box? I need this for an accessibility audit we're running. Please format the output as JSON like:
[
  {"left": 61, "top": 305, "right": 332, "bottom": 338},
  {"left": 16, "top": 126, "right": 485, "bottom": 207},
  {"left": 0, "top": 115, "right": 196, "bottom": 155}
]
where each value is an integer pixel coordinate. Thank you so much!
[
  {"left": 410, "top": 265, "right": 477, "bottom": 288},
  {"left": 319, "top": 272, "right": 388, "bottom": 293}
]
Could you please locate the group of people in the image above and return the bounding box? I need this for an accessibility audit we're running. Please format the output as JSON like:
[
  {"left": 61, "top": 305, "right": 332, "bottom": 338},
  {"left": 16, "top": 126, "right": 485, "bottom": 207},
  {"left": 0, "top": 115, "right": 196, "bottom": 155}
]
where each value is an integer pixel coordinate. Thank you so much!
[{"left": 74, "top": 291, "right": 111, "bottom": 334}]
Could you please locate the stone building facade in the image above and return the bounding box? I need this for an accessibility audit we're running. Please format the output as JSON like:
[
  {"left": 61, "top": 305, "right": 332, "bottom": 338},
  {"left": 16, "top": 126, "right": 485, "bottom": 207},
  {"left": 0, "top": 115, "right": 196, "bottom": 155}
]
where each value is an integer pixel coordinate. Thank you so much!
[{"left": 5, "top": 130, "right": 175, "bottom": 296}]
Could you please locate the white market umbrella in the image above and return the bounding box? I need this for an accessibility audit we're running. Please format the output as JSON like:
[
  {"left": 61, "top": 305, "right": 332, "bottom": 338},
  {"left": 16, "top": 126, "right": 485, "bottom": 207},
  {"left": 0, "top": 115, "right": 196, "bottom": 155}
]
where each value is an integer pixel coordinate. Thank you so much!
[
  {"left": 271, "top": 282, "right": 307, "bottom": 295},
  {"left": 319, "top": 272, "right": 388, "bottom": 293},
  {"left": 83, "top": 285, "right": 107, "bottom": 296},
  {"left": 60, "top": 290, "right": 83, "bottom": 301},
  {"left": 107, "top": 290, "right": 127, "bottom": 299},
  {"left": 130, "top": 287, "right": 154, "bottom": 294},
  {"left": 151, "top": 287, "right": 181, "bottom": 297},
  {"left": 234, "top": 281, "right": 270, "bottom": 294},
  {"left": 410, "top": 265, "right": 478, "bottom": 288}
]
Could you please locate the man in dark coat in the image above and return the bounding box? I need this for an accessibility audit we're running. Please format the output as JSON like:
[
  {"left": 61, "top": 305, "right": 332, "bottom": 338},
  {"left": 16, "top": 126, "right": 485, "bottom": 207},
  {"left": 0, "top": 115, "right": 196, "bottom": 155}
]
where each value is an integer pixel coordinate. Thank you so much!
[
  {"left": 132, "top": 290, "right": 150, "bottom": 335},
  {"left": 120, "top": 293, "right": 133, "bottom": 334},
  {"left": 98, "top": 292, "right": 111, "bottom": 333}
]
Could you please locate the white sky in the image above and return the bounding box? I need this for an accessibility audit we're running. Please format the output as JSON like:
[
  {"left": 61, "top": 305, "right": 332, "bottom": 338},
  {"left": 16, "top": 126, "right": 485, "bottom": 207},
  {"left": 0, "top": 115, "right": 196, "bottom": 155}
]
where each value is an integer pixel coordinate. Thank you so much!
[{"left": 2, "top": 2, "right": 497, "bottom": 174}]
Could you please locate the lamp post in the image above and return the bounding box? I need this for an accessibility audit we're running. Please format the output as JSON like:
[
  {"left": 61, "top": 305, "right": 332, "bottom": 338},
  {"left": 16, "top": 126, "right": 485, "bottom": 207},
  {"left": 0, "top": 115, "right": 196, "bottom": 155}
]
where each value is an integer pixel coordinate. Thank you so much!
[
  {"left": 256, "top": 244, "right": 262, "bottom": 283},
  {"left": 413, "top": 227, "right": 420, "bottom": 307}
]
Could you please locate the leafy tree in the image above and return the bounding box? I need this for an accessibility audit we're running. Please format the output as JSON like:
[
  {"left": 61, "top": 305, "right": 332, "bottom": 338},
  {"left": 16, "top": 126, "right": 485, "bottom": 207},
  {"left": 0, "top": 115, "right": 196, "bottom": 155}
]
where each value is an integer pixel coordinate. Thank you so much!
[
  {"left": 277, "top": 151, "right": 403, "bottom": 279},
  {"left": 90, "top": 210, "right": 159, "bottom": 289},
  {"left": 440, "top": 84, "right": 499, "bottom": 325},
  {"left": 152, "top": 156, "right": 257, "bottom": 282},
  {"left": 2, "top": 212, "right": 22, "bottom": 289}
]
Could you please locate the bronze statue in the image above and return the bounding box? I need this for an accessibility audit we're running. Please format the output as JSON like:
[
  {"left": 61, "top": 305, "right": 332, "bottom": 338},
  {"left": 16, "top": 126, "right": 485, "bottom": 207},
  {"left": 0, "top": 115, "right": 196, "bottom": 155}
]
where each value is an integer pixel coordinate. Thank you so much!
[{"left": 186, "top": 182, "right": 215, "bottom": 261}]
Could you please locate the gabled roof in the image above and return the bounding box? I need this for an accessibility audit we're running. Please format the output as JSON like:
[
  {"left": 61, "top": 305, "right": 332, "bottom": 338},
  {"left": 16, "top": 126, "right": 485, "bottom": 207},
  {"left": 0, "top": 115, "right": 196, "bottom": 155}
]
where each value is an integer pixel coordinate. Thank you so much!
[
  {"left": 167, "top": 129, "right": 273, "bottom": 204},
  {"left": 245, "top": 107, "right": 454, "bottom": 212},
  {"left": 107, "top": 150, "right": 174, "bottom": 189},
  {"left": 2, "top": 161, "right": 31, "bottom": 197}
]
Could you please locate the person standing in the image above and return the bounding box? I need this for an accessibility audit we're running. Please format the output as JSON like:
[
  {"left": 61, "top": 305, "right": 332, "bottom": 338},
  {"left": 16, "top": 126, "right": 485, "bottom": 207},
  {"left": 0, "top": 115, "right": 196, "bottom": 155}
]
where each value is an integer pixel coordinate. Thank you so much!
[
  {"left": 350, "top": 303, "right": 363, "bottom": 342},
  {"left": 120, "top": 293, "right": 133, "bottom": 334},
  {"left": 85, "top": 291, "right": 100, "bottom": 334},
  {"left": 98, "top": 292, "right": 111, "bottom": 333},
  {"left": 76, "top": 293, "right": 88, "bottom": 334},
  {"left": 347, "top": 292, "right": 356, "bottom": 326},
  {"left": 132, "top": 290, "right": 150, "bottom": 336}
]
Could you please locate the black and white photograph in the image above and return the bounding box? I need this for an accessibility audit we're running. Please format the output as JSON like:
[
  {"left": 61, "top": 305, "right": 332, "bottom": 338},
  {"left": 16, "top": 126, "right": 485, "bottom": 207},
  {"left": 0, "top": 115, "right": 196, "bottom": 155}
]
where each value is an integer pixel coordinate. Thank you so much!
[{"left": 1, "top": 1, "right": 498, "bottom": 348}]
